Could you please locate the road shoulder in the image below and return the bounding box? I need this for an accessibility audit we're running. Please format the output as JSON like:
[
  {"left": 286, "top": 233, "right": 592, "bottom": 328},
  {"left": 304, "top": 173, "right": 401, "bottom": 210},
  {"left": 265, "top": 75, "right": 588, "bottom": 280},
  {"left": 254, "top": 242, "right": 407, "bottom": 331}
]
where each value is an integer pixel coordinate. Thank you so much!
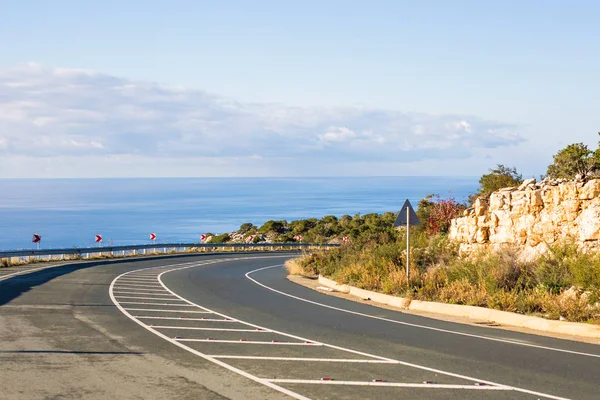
[{"left": 287, "top": 275, "right": 600, "bottom": 345}]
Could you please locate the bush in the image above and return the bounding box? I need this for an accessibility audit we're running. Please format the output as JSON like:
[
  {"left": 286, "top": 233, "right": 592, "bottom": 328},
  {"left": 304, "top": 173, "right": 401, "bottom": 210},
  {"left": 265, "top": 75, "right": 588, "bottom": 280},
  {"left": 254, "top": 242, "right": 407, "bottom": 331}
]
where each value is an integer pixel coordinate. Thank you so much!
[
  {"left": 209, "top": 233, "right": 231, "bottom": 243},
  {"left": 546, "top": 141, "right": 600, "bottom": 179},
  {"left": 470, "top": 164, "right": 523, "bottom": 204},
  {"left": 417, "top": 195, "right": 466, "bottom": 235},
  {"left": 258, "top": 220, "right": 288, "bottom": 234}
]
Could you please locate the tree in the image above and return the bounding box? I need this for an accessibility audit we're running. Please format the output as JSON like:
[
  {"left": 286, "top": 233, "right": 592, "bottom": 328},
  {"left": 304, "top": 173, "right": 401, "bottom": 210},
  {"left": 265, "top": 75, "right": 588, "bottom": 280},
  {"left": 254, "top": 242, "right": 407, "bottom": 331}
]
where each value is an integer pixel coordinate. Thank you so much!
[
  {"left": 546, "top": 142, "right": 600, "bottom": 179},
  {"left": 471, "top": 164, "right": 523, "bottom": 203},
  {"left": 258, "top": 220, "right": 287, "bottom": 234},
  {"left": 239, "top": 222, "right": 256, "bottom": 233}
]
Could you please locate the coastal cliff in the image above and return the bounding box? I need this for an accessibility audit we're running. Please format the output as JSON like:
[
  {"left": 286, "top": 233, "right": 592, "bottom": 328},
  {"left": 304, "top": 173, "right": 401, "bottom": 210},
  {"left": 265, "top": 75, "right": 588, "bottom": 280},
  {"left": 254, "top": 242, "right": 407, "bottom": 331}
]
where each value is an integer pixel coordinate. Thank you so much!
[{"left": 449, "top": 178, "right": 600, "bottom": 259}]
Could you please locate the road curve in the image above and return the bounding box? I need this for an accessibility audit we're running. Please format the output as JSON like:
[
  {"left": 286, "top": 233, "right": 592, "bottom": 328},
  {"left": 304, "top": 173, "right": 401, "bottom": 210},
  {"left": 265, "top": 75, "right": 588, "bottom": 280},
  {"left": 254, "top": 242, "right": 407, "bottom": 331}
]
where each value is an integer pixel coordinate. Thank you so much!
[{"left": 2, "top": 253, "right": 599, "bottom": 400}]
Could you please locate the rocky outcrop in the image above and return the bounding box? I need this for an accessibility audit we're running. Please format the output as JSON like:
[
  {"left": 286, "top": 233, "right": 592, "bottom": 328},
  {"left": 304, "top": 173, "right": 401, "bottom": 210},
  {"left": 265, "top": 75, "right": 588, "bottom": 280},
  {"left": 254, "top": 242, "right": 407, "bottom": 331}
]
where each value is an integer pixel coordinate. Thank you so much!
[{"left": 449, "top": 178, "right": 600, "bottom": 259}]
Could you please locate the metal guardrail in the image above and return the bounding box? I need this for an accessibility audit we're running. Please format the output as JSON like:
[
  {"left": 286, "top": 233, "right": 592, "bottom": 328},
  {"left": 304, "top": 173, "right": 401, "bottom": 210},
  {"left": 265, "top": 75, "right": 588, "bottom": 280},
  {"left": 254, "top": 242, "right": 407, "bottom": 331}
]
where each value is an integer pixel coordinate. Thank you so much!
[{"left": 0, "top": 242, "right": 339, "bottom": 260}]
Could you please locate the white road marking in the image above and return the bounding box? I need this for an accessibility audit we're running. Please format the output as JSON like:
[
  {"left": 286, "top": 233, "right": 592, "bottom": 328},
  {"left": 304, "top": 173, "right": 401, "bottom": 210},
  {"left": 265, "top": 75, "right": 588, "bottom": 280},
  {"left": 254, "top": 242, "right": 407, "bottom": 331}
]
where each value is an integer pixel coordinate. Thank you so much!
[
  {"left": 175, "top": 339, "right": 320, "bottom": 345},
  {"left": 110, "top": 285, "right": 168, "bottom": 294},
  {"left": 136, "top": 316, "right": 234, "bottom": 321},
  {"left": 159, "top": 262, "right": 570, "bottom": 399},
  {"left": 114, "top": 284, "right": 165, "bottom": 289},
  {"left": 111, "top": 256, "right": 313, "bottom": 400},
  {"left": 114, "top": 295, "right": 177, "bottom": 300},
  {"left": 152, "top": 326, "right": 266, "bottom": 332},
  {"left": 210, "top": 356, "right": 398, "bottom": 363},
  {"left": 123, "top": 308, "right": 212, "bottom": 313},
  {"left": 113, "top": 291, "right": 173, "bottom": 296},
  {"left": 246, "top": 265, "right": 600, "bottom": 360},
  {"left": 0, "top": 266, "right": 52, "bottom": 281},
  {"left": 118, "top": 301, "right": 195, "bottom": 306},
  {"left": 111, "top": 255, "right": 568, "bottom": 400},
  {"left": 266, "top": 379, "right": 511, "bottom": 390}
]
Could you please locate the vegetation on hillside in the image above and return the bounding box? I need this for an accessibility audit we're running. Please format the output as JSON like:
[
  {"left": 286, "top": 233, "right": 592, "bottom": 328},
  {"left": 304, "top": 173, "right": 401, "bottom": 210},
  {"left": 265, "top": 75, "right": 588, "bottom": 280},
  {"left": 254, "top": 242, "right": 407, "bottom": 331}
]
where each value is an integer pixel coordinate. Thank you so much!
[{"left": 208, "top": 212, "right": 398, "bottom": 244}]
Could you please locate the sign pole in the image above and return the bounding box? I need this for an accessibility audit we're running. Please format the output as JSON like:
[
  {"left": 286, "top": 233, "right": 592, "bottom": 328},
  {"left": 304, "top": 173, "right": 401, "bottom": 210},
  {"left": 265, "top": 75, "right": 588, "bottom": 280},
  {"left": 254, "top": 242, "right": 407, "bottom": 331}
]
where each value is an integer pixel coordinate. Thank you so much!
[
  {"left": 393, "top": 198, "right": 420, "bottom": 287},
  {"left": 406, "top": 206, "right": 410, "bottom": 285}
]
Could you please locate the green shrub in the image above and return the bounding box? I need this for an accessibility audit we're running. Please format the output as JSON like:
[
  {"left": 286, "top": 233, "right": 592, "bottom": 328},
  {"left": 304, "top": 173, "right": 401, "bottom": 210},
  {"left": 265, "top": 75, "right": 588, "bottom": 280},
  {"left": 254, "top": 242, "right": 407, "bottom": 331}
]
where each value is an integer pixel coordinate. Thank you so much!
[{"left": 209, "top": 233, "right": 231, "bottom": 243}]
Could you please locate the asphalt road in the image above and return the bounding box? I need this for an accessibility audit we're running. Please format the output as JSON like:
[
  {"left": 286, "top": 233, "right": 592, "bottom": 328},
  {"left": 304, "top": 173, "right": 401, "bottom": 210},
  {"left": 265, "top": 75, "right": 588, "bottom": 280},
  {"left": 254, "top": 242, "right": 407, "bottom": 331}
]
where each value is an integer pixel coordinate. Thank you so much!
[{"left": 1, "top": 253, "right": 599, "bottom": 399}]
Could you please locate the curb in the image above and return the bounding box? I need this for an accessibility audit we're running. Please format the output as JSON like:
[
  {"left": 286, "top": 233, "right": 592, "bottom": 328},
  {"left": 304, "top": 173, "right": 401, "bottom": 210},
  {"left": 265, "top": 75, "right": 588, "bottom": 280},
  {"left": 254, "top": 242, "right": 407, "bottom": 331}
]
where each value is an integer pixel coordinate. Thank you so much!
[{"left": 318, "top": 275, "right": 600, "bottom": 339}]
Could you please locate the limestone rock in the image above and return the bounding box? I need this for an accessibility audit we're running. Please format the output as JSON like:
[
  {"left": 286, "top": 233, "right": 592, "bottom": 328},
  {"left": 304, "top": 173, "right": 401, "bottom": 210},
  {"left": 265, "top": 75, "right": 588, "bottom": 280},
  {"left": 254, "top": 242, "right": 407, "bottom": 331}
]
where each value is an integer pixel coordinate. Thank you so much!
[
  {"left": 579, "top": 179, "right": 600, "bottom": 200},
  {"left": 577, "top": 205, "right": 600, "bottom": 241},
  {"left": 449, "top": 179, "right": 600, "bottom": 259},
  {"left": 474, "top": 198, "right": 487, "bottom": 216},
  {"left": 517, "top": 178, "right": 536, "bottom": 191}
]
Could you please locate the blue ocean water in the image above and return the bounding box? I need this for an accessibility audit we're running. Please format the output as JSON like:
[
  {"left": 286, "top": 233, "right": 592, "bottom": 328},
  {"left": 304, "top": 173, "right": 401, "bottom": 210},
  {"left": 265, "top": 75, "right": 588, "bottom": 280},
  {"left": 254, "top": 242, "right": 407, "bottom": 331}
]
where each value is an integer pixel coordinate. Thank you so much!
[{"left": 0, "top": 177, "right": 478, "bottom": 250}]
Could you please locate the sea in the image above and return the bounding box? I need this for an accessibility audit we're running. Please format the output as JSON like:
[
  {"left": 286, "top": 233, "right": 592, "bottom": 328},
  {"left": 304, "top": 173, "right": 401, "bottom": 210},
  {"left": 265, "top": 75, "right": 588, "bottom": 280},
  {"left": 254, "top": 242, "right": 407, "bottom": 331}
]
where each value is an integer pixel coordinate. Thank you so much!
[{"left": 0, "top": 177, "right": 478, "bottom": 251}]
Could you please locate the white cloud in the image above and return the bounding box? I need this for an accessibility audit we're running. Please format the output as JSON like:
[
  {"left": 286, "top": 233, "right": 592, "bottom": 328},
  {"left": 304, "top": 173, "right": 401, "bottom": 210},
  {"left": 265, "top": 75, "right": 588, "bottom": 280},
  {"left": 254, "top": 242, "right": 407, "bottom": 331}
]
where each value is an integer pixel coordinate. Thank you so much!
[
  {"left": 0, "top": 63, "right": 525, "bottom": 177},
  {"left": 319, "top": 126, "right": 357, "bottom": 143}
]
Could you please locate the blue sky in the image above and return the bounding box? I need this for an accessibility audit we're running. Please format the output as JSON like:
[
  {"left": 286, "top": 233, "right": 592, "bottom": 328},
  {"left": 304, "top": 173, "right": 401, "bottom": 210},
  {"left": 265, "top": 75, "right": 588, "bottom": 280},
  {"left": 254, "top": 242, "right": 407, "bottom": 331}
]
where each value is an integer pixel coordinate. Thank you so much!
[{"left": 0, "top": 0, "right": 599, "bottom": 178}]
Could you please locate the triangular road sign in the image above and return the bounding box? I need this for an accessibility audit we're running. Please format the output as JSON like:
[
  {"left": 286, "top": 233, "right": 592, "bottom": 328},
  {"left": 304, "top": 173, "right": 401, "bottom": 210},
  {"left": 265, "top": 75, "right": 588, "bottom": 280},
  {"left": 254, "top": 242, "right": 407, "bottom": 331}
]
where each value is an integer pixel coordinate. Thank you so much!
[{"left": 394, "top": 199, "right": 420, "bottom": 227}]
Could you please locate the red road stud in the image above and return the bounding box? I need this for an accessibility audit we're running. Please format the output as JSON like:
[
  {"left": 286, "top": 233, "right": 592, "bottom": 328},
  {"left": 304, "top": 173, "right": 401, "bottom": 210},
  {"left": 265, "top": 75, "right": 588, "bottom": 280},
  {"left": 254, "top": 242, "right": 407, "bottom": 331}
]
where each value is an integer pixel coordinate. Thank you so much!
[
  {"left": 474, "top": 382, "right": 491, "bottom": 386},
  {"left": 272, "top": 340, "right": 279, "bottom": 342},
  {"left": 207, "top": 338, "right": 215, "bottom": 341},
  {"left": 320, "top": 377, "right": 334, "bottom": 381},
  {"left": 372, "top": 379, "right": 386, "bottom": 382},
  {"left": 423, "top": 381, "right": 435, "bottom": 384},
  {"left": 240, "top": 339, "right": 247, "bottom": 342},
  {"left": 305, "top": 341, "right": 313, "bottom": 344}
]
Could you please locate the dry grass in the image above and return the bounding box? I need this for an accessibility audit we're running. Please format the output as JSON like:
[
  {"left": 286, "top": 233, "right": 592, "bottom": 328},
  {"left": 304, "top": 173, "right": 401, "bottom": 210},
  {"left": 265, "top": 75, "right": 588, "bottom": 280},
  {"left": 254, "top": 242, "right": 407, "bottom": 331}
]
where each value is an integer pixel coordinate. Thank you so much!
[
  {"left": 302, "top": 236, "right": 600, "bottom": 323},
  {"left": 284, "top": 258, "right": 312, "bottom": 276}
]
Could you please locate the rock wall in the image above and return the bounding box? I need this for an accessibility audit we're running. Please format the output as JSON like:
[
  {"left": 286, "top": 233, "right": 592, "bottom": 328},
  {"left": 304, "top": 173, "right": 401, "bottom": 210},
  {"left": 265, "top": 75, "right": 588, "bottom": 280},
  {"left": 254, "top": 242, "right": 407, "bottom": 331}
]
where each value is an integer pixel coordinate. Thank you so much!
[{"left": 449, "top": 178, "right": 600, "bottom": 259}]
